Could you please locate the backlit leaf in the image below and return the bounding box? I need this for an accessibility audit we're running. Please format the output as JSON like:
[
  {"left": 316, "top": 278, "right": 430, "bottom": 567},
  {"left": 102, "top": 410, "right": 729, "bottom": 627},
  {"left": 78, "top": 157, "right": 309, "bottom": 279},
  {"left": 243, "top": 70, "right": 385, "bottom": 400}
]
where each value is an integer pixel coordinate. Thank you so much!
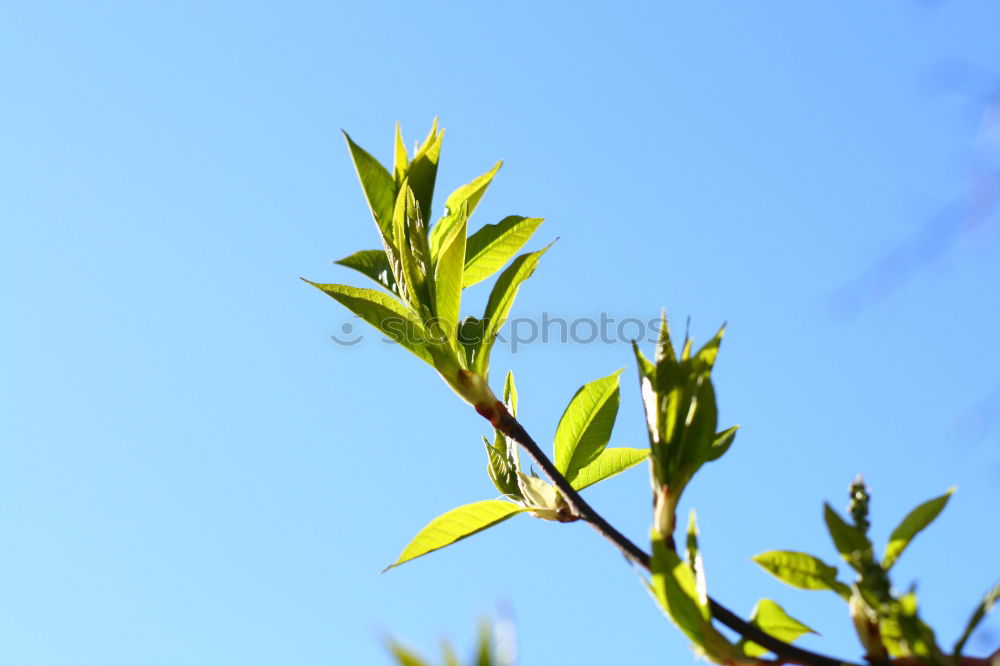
[
  {"left": 334, "top": 249, "right": 397, "bottom": 294},
  {"left": 705, "top": 425, "right": 738, "bottom": 462},
  {"left": 408, "top": 119, "right": 443, "bottom": 228},
  {"left": 739, "top": 599, "right": 817, "bottom": 658},
  {"left": 304, "top": 281, "right": 432, "bottom": 364},
  {"left": 569, "top": 447, "right": 647, "bottom": 491},
  {"left": 651, "top": 529, "right": 710, "bottom": 644},
  {"left": 384, "top": 500, "right": 524, "bottom": 571},
  {"left": 463, "top": 216, "right": 543, "bottom": 287},
  {"left": 473, "top": 245, "right": 551, "bottom": 375},
  {"left": 429, "top": 160, "right": 502, "bottom": 259},
  {"left": 824, "top": 503, "right": 873, "bottom": 572},
  {"left": 343, "top": 131, "right": 395, "bottom": 240},
  {"left": 553, "top": 371, "right": 622, "bottom": 483},
  {"left": 433, "top": 211, "right": 467, "bottom": 341},
  {"left": 752, "top": 551, "right": 851, "bottom": 598},
  {"left": 882, "top": 488, "right": 954, "bottom": 570},
  {"left": 953, "top": 581, "right": 1000, "bottom": 658}
]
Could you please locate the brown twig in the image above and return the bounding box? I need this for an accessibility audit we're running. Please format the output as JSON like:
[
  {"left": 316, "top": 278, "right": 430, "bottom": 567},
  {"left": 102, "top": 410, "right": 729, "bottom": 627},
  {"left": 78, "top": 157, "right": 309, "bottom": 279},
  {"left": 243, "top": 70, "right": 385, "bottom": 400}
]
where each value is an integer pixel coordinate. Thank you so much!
[{"left": 493, "top": 407, "right": 862, "bottom": 666}]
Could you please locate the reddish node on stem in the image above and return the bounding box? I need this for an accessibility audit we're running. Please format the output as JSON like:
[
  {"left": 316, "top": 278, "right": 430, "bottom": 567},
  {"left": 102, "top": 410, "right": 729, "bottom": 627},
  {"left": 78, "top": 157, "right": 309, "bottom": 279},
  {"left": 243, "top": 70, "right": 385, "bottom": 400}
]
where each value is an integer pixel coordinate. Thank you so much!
[{"left": 474, "top": 400, "right": 507, "bottom": 426}]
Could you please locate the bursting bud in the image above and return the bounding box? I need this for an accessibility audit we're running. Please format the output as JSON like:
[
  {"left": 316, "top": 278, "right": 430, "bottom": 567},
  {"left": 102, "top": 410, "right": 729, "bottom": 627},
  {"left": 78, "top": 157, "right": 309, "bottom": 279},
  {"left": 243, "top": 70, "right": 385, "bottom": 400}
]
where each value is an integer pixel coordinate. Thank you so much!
[
  {"left": 436, "top": 356, "right": 502, "bottom": 424},
  {"left": 849, "top": 585, "right": 887, "bottom": 661}
]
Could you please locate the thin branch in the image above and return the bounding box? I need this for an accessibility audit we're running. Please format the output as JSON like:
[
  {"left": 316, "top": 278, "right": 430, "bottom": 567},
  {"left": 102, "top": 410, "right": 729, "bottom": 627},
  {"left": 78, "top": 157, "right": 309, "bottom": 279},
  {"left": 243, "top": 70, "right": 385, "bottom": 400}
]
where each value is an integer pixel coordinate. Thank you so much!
[{"left": 494, "top": 408, "right": 862, "bottom": 666}]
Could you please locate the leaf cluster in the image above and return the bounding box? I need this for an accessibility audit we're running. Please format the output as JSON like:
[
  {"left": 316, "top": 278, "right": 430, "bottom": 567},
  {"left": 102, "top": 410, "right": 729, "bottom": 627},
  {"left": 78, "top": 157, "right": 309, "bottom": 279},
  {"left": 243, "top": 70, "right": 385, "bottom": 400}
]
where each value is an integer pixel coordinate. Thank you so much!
[
  {"left": 305, "top": 121, "right": 548, "bottom": 410},
  {"left": 385, "top": 370, "right": 646, "bottom": 570}
]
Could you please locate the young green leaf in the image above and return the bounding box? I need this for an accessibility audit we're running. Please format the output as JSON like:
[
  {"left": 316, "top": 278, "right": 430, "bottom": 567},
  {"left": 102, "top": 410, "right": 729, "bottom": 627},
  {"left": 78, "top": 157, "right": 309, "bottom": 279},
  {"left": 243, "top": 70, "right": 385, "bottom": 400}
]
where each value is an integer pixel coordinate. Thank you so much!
[
  {"left": 407, "top": 119, "right": 443, "bottom": 228},
  {"left": 632, "top": 339, "right": 655, "bottom": 377},
  {"left": 738, "top": 599, "right": 818, "bottom": 658},
  {"left": 484, "top": 436, "right": 520, "bottom": 499},
  {"left": 392, "top": 183, "right": 431, "bottom": 311},
  {"left": 303, "top": 281, "right": 432, "bottom": 364},
  {"left": 433, "top": 211, "right": 467, "bottom": 341},
  {"left": 692, "top": 324, "right": 726, "bottom": 374},
  {"left": 953, "top": 581, "right": 1000, "bottom": 659},
  {"left": 650, "top": 529, "right": 738, "bottom": 663},
  {"left": 824, "top": 503, "right": 874, "bottom": 572},
  {"left": 446, "top": 159, "right": 500, "bottom": 219},
  {"left": 685, "top": 510, "right": 708, "bottom": 609},
  {"left": 651, "top": 529, "right": 711, "bottom": 645},
  {"left": 882, "top": 488, "right": 954, "bottom": 570},
  {"left": 441, "top": 640, "right": 460, "bottom": 666},
  {"left": 463, "top": 216, "right": 544, "bottom": 287},
  {"left": 752, "top": 551, "right": 851, "bottom": 598},
  {"left": 632, "top": 341, "right": 659, "bottom": 442},
  {"left": 384, "top": 500, "right": 525, "bottom": 571},
  {"left": 653, "top": 312, "right": 677, "bottom": 366},
  {"left": 429, "top": 160, "right": 503, "bottom": 259},
  {"left": 705, "top": 425, "right": 738, "bottom": 462},
  {"left": 568, "top": 447, "right": 648, "bottom": 491},
  {"left": 386, "top": 640, "right": 430, "bottom": 666},
  {"left": 393, "top": 123, "right": 408, "bottom": 186},
  {"left": 458, "top": 316, "right": 486, "bottom": 369},
  {"left": 475, "top": 621, "right": 494, "bottom": 666},
  {"left": 554, "top": 370, "right": 622, "bottom": 484},
  {"left": 334, "top": 249, "right": 397, "bottom": 294},
  {"left": 678, "top": 375, "right": 719, "bottom": 470},
  {"left": 343, "top": 131, "right": 396, "bottom": 240},
  {"left": 473, "top": 245, "right": 551, "bottom": 375},
  {"left": 503, "top": 370, "right": 518, "bottom": 417}
]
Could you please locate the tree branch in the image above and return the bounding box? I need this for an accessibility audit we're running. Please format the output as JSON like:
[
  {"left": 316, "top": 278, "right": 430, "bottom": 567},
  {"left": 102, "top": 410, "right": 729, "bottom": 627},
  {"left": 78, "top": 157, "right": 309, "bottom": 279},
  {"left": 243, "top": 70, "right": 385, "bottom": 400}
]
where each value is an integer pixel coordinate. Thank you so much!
[{"left": 494, "top": 408, "right": 862, "bottom": 666}]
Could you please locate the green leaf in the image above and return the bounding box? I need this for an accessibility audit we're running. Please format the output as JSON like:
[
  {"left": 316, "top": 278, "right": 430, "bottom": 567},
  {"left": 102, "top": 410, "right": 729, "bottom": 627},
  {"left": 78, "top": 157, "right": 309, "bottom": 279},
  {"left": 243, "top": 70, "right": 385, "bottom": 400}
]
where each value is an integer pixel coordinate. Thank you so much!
[
  {"left": 334, "top": 249, "right": 397, "bottom": 294},
  {"left": 384, "top": 500, "right": 524, "bottom": 571},
  {"left": 408, "top": 119, "right": 443, "bottom": 227},
  {"left": 433, "top": 210, "right": 467, "bottom": 340},
  {"left": 650, "top": 527, "right": 738, "bottom": 662},
  {"left": 882, "top": 488, "right": 954, "bottom": 570},
  {"left": 705, "top": 425, "right": 738, "bottom": 462},
  {"left": 473, "top": 245, "right": 551, "bottom": 375},
  {"left": 484, "top": 436, "right": 520, "bottom": 499},
  {"left": 632, "top": 341, "right": 658, "bottom": 432},
  {"left": 441, "top": 640, "right": 460, "bottom": 666},
  {"left": 953, "top": 581, "right": 1000, "bottom": 658},
  {"left": 651, "top": 529, "right": 710, "bottom": 645},
  {"left": 503, "top": 370, "right": 518, "bottom": 417},
  {"left": 303, "top": 281, "right": 432, "bottom": 364},
  {"left": 343, "top": 131, "right": 396, "bottom": 240},
  {"left": 752, "top": 551, "right": 851, "bottom": 598},
  {"left": 386, "top": 640, "right": 429, "bottom": 666},
  {"left": 654, "top": 312, "right": 677, "bottom": 365},
  {"left": 475, "top": 620, "right": 494, "bottom": 666},
  {"left": 463, "top": 216, "right": 543, "bottom": 287},
  {"left": 392, "top": 182, "right": 431, "bottom": 311},
  {"left": 739, "top": 599, "right": 818, "bottom": 658},
  {"left": 685, "top": 510, "right": 707, "bottom": 609},
  {"left": 569, "top": 447, "right": 647, "bottom": 491},
  {"left": 692, "top": 324, "right": 726, "bottom": 374},
  {"left": 393, "top": 123, "right": 408, "bottom": 185},
  {"left": 679, "top": 375, "right": 719, "bottom": 470},
  {"left": 429, "top": 160, "right": 503, "bottom": 259},
  {"left": 446, "top": 159, "right": 501, "bottom": 217},
  {"left": 458, "top": 316, "right": 486, "bottom": 369},
  {"left": 554, "top": 370, "right": 622, "bottom": 483},
  {"left": 824, "top": 503, "right": 874, "bottom": 572}
]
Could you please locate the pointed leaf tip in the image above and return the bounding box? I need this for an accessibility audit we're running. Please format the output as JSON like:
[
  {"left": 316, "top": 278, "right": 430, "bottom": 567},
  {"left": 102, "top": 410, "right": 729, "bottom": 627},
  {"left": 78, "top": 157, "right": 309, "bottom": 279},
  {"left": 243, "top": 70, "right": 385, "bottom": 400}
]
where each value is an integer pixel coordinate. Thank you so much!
[{"left": 383, "top": 500, "right": 525, "bottom": 572}]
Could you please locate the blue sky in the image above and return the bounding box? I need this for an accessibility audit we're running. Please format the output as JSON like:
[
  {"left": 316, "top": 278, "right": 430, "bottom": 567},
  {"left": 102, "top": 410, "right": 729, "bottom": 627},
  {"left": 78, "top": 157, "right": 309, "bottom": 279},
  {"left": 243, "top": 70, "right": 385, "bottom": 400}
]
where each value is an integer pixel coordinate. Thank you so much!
[{"left": 3, "top": 2, "right": 999, "bottom": 665}]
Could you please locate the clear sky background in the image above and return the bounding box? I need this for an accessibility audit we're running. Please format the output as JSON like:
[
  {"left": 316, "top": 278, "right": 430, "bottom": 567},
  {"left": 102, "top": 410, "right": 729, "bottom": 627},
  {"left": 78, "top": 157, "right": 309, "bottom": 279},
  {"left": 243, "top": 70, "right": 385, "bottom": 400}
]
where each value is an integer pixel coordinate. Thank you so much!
[{"left": 3, "top": 2, "right": 999, "bottom": 665}]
